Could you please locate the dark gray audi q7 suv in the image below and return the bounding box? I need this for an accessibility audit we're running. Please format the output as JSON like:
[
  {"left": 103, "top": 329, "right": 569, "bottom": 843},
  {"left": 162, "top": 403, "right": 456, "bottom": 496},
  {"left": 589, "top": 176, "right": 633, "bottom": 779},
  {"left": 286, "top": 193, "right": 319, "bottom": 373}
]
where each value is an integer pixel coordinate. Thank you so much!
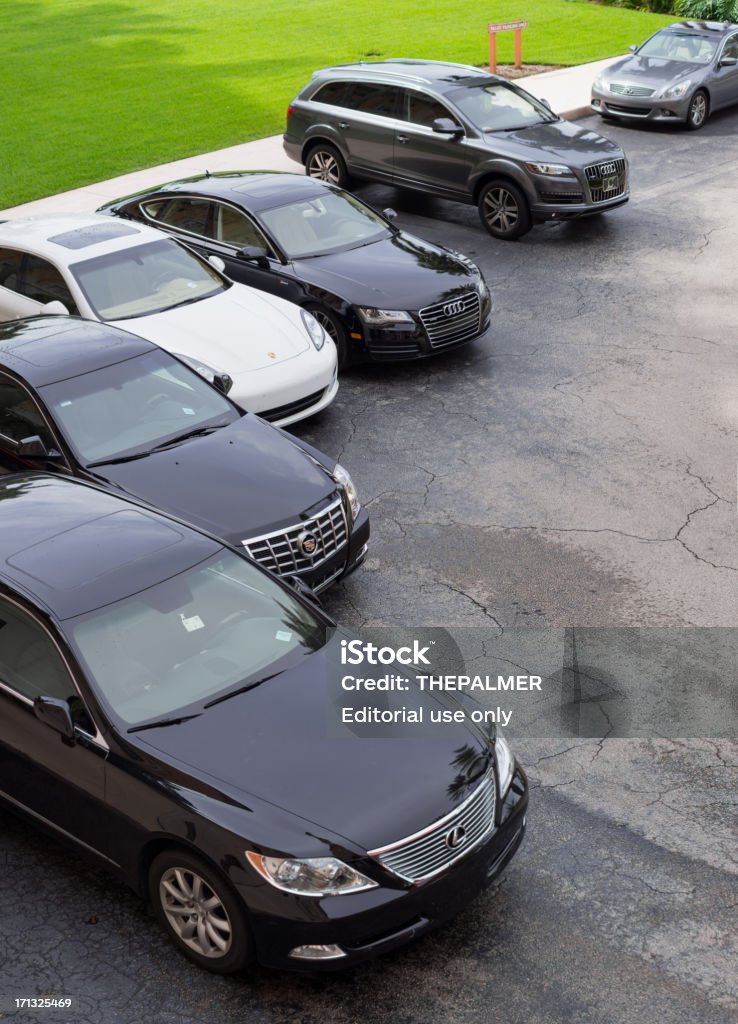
[{"left": 284, "top": 59, "right": 629, "bottom": 240}]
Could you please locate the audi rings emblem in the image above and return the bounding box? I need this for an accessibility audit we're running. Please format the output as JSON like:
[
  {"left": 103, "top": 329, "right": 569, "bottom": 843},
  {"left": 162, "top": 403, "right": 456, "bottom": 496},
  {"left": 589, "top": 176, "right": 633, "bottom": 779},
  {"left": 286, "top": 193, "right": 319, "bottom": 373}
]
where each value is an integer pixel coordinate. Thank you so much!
[
  {"left": 297, "top": 532, "right": 319, "bottom": 557},
  {"left": 443, "top": 300, "right": 464, "bottom": 317},
  {"left": 600, "top": 161, "right": 617, "bottom": 175},
  {"left": 445, "top": 826, "right": 467, "bottom": 850}
]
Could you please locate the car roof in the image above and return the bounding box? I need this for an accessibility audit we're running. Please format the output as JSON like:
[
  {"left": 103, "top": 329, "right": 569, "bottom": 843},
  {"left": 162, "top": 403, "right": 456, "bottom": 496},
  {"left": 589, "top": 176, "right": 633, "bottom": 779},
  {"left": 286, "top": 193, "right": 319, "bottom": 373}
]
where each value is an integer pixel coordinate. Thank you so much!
[
  {"left": 660, "top": 20, "right": 737, "bottom": 37},
  {"left": 0, "top": 316, "right": 155, "bottom": 388},
  {"left": 105, "top": 171, "right": 333, "bottom": 213},
  {"left": 0, "top": 212, "right": 168, "bottom": 263},
  {"left": 0, "top": 473, "right": 221, "bottom": 620},
  {"left": 310, "top": 58, "right": 495, "bottom": 92}
]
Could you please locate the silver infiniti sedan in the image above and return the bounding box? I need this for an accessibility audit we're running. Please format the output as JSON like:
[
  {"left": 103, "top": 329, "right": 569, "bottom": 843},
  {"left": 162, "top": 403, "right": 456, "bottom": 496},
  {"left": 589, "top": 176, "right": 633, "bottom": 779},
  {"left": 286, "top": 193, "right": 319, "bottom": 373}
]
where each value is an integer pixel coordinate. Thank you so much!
[{"left": 591, "top": 20, "right": 738, "bottom": 130}]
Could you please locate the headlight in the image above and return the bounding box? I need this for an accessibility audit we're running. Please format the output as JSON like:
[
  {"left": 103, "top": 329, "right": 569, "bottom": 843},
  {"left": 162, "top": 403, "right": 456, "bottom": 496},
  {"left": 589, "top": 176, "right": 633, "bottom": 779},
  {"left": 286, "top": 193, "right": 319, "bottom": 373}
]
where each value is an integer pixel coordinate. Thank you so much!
[
  {"left": 333, "top": 462, "right": 360, "bottom": 522},
  {"left": 357, "top": 307, "right": 413, "bottom": 326},
  {"left": 524, "top": 162, "right": 575, "bottom": 177},
  {"left": 300, "top": 308, "right": 325, "bottom": 350},
  {"left": 495, "top": 733, "right": 515, "bottom": 796},
  {"left": 477, "top": 277, "right": 490, "bottom": 301},
  {"left": 593, "top": 73, "right": 606, "bottom": 92},
  {"left": 246, "top": 852, "right": 377, "bottom": 896},
  {"left": 661, "top": 79, "right": 691, "bottom": 99}
]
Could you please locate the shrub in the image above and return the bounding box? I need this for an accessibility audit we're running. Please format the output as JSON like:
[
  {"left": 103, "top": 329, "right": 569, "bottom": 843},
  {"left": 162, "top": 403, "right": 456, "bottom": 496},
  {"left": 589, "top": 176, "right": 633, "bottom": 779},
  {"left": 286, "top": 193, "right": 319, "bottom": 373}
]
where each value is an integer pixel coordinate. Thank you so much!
[{"left": 676, "top": 0, "right": 738, "bottom": 18}]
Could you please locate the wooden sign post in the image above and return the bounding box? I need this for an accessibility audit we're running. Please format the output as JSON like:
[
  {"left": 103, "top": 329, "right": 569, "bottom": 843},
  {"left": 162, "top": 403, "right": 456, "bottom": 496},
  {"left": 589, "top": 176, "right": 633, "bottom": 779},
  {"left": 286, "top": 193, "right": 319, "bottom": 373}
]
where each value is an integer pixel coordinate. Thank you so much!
[{"left": 488, "top": 20, "right": 528, "bottom": 74}]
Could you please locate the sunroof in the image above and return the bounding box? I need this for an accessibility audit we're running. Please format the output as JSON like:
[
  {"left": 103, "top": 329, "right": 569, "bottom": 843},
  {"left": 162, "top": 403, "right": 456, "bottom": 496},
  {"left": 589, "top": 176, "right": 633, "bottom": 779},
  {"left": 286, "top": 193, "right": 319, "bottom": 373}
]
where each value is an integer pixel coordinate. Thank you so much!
[
  {"left": 48, "top": 223, "right": 141, "bottom": 250},
  {"left": 7, "top": 510, "right": 186, "bottom": 590}
]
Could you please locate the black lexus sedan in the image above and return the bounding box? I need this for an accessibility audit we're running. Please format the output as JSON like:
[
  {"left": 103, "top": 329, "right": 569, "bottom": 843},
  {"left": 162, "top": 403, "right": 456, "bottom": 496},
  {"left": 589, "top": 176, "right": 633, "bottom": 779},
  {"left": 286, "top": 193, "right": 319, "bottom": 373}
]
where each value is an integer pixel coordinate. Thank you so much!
[
  {"left": 0, "top": 473, "right": 528, "bottom": 973},
  {"left": 97, "top": 172, "right": 492, "bottom": 366},
  {"left": 0, "top": 316, "right": 368, "bottom": 593}
]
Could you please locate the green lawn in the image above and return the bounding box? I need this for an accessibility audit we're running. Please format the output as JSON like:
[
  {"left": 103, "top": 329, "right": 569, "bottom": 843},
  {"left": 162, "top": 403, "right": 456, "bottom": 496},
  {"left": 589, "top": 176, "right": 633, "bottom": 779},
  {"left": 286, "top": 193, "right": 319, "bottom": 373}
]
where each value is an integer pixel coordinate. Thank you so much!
[{"left": 3, "top": 0, "right": 676, "bottom": 209}]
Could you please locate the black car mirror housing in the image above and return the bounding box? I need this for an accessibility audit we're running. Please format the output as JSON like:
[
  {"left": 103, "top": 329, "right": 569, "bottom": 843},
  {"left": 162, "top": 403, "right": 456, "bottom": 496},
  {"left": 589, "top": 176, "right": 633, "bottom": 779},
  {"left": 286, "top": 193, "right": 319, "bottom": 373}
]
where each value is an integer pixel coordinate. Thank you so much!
[
  {"left": 33, "top": 696, "right": 76, "bottom": 741},
  {"left": 17, "top": 435, "right": 60, "bottom": 459},
  {"left": 237, "top": 245, "right": 270, "bottom": 269}
]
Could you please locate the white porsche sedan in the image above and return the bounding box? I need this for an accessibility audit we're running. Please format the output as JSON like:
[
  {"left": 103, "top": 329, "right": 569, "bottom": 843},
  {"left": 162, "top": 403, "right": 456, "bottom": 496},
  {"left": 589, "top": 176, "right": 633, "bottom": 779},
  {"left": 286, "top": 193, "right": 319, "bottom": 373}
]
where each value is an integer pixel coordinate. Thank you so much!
[{"left": 0, "top": 214, "right": 337, "bottom": 425}]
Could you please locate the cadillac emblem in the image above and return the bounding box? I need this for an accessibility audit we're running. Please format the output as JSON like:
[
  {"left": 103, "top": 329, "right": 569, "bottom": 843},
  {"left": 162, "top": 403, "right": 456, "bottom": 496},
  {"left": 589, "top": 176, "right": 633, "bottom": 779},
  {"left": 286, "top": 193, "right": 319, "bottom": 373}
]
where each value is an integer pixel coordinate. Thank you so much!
[{"left": 297, "top": 531, "right": 318, "bottom": 557}]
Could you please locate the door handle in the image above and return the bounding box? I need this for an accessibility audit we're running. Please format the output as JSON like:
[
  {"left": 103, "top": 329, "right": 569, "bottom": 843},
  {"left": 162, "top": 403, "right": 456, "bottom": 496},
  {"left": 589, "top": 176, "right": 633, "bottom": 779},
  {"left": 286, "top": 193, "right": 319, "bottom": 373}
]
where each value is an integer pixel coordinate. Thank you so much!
[
  {"left": 338, "top": 121, "right": 349, "bottom": 129},
  {"left": 397, "top": 134, "right": 409, "bottom": 144}
]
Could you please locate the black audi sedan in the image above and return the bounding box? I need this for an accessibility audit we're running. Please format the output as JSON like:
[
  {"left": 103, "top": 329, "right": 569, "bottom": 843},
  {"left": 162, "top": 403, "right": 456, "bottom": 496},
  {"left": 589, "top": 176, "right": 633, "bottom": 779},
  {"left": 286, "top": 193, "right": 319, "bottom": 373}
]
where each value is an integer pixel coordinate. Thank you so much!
[
  {"left": 0, "top": 316, "right": 368, "bottom": 593},
  {"left": 97, "top": 171, "right": 492, "bottom": 366},
  {"left": 0, "top": 473, "right": 528, "bottom": 973}
]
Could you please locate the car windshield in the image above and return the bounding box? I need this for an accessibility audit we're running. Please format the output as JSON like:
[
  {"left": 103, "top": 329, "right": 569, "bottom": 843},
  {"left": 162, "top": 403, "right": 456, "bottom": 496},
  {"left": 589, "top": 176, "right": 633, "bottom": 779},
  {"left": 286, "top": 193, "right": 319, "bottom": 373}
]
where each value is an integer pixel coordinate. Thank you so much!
[
  {"left": 40, "top": 350, "right": 237, "bottom": 464},
  {"left": 448, "top": 81, "right": 556, "bottom": 131},
  {"left": 70, "top": 238, "right": 227, "bottom": 320},
  {"left": 638, "top": 32, "right": 717, "bottom": 63},
  {"left": 259, "top": 190, "right": 389, "bottom": 258},
  {"left": 69, "top": 550, "right": 331, "bottom": 727}
]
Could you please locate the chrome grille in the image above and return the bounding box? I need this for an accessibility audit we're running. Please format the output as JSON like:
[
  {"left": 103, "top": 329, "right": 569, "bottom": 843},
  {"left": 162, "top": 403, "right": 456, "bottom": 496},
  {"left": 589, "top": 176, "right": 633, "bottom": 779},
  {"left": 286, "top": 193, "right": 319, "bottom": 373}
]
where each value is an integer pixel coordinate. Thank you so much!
[
  {"left": 370, "top": 771, "right": 496, "bottom": 883},
  {"left": 584, "top": 157, "right": 627, "bottom": 204},
  {"left": 242, "top": 496, "right": 347, "bottom": 577},
  {"left": 609, "top": 83, "right": 654, "bottom": 97},
  {"left": 419, "top": 292, "right": 481, "bottom": 349}
]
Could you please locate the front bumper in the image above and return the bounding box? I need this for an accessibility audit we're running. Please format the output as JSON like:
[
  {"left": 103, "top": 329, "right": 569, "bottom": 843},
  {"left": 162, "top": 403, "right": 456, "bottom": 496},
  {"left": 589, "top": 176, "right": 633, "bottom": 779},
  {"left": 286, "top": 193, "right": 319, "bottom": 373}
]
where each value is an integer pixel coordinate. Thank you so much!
[
  {"left": 528, "top": 163, "right": 629, "bottom": 223},
  {"left": 240, "top": 764, "right": 528, "bottom": 971},
  {"left": 591, "top": 88, "right": 690, "bottom": 124},
  {"left": 348, "top": 294, "right": 491, "bottom": 363}
]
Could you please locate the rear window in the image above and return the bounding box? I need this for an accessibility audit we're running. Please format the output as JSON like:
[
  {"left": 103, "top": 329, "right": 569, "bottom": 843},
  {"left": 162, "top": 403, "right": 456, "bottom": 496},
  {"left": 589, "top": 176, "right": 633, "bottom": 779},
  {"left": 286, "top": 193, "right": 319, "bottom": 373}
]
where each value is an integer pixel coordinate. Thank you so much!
[{"left": 312, "top": 81, "right": 351, "bottom": 107}]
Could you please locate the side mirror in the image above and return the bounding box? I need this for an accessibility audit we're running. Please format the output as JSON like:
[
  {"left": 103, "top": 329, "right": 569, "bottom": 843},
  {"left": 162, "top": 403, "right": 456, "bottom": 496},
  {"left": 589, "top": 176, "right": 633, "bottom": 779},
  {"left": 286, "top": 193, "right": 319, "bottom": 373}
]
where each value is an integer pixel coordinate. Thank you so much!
[
  {"left": 382, "top": 208, "right": 398, "bottom": 221},
  {"left": 432, "top": 117, "right": 464, "bottom": 136},
  {"left": 17, "top": 435, "right": 60, "bottom": 459},
  {"left": 237, "top": 245, "right": 270, "bottom": 269},
  {"left": 33, "top": 696, "right": 76, "bottom": 740},
  {"left": 288, "top": 575, "right": 322, "bottom": 606},
  {"left": 629, "top": 44, "right": 638, "bottom": 53},
  {"left": 212, "top": 371, "right": 233, "bottom": 396},
  {"left": 720, "top": 56, "right": 738, "bottom": 67},
  {"left": 539, "top": 97, "right": 553, "bottom": 111},
  {"left": 208, "top": 255, "right": 226, "bottom": 274},
  {"left": 43, "top": 300, "right": 69, "bottom": 316},
  {"left": 174, "top": 353, "right": 233, "bottom": 395}
]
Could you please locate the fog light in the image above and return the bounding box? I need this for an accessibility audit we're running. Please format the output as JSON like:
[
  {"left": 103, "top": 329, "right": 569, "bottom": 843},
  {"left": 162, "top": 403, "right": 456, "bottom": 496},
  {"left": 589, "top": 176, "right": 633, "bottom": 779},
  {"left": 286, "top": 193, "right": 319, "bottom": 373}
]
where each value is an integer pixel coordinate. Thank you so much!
[
  {"left": 592, "top": 98, "right": 601, "bottom": 107},
  {"left": 289, "top": 943, "right": 347, "bottom": 961}
]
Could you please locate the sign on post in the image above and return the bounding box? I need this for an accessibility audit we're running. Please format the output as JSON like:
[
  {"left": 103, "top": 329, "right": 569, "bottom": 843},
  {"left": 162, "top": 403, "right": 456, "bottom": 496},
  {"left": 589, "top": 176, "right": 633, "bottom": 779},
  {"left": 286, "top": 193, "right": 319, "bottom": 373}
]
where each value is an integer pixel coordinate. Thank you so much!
[{"left": 488, "top": 20, "right": 528, "bottom": 74}]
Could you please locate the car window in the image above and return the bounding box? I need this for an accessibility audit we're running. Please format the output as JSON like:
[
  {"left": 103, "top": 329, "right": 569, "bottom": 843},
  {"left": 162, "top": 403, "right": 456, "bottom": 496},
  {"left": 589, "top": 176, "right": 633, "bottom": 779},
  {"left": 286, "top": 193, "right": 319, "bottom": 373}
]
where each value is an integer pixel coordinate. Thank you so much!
[
  {"left": 0, "top": 248, "right": 24, "bottom": 293},
  {"left": 19, "top": 255, "right": 80, "bottom": 313},
  {"left": 312, "top": 81, "right": 351, "bottom": 107},
  {"left": 723, "top": 34, "right": 738, "bottom": 60},
  {"left": 404, "top": 91, "right": 456, "bottom": 127},
  {"left": 346, "top": 83, "right": 401, "bottom": 118},
  {"left": 154, "top": 198, "right": 212, "bottom": 238},
  {"left": 259, "top": 190, "right": 389, "bottom": 259},
  {"left": 70, "top": 238, "right": 226, "bottom": 320},
  {"left": 0, "top": 598, "right": 75, "bottom": 703},
  {"left": 41, "top": 349, "right": 236, "bottom": 464},
  {"left": 213, "top": 203, "right": 273, "bottom": 252},
  {"left": 448, "top": 81, "right": 554, "bottom": 131},
  {"left": 0, "top": 374, "right": 57, "bottom": 449},
  {"left": 640, "top": 32, "right": 717, "bottom": 63}
]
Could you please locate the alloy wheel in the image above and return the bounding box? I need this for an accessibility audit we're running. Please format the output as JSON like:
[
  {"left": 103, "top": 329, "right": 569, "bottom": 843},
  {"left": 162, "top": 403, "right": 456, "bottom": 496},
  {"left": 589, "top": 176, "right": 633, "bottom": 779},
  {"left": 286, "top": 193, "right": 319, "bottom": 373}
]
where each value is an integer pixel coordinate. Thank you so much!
[
  {"left": 483, "top": 187, "right": 520, "bottom": 234},
  {"left": 159, "top": 866, "right": 233, "bottom": 959},
  {"left": 308, "top": 151, "right": 341, "bottom": 185}
]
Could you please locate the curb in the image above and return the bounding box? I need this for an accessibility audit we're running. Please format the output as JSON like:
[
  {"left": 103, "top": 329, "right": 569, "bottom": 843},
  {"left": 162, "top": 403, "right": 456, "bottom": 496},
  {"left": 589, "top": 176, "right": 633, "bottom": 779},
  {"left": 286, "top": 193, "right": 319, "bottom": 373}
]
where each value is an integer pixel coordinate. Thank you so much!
[{"left": 560, "top": 105, "right": 593, "bottom": 120}]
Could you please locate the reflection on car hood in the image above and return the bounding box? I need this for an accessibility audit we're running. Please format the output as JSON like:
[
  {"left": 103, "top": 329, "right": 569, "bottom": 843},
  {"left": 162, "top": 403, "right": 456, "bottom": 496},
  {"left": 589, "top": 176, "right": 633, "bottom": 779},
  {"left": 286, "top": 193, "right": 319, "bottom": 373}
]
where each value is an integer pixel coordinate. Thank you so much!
[
  {"left": 110, "top": 283, "right": 309, "bottom": 373},
  {"left": 95, "top": 415, "right": 336, "bottom": 544},
  {"left": 138, "top": 637, "right": 490, "bottom": 851},
  {"left": 604, "top": 55, "right": 699, "bottom": 88},
  {"left": 486, "top": 118, "right": 623, "bottom": 165},
  {"left": 293, "top": 232, "right": 479, "bottom": 309}
]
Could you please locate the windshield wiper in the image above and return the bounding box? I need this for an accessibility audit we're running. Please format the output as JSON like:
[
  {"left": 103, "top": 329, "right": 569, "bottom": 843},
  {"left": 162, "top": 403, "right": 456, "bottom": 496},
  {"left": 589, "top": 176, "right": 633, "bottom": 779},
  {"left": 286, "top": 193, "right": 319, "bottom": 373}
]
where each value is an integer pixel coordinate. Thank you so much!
[
  {"left": 150, "top": 424, "right": 224, "bottom": 452},
  {"left": 87, "top": 449, "right": 152, "bottom": 467},
  {"left": 204, "top": 671, "right": 282, "bottom": 709},
  {"left": 128, "top": 712, "right": 202, "bottom": 733}
]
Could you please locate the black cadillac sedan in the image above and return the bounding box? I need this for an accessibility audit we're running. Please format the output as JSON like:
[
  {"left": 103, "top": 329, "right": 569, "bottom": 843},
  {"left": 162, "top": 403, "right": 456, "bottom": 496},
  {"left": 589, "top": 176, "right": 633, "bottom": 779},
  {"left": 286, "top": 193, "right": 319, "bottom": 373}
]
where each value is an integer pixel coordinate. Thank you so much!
[
  {"left": 97, "top": 172, "right": 492, "bottom": 366},
  {"left": 0, "top": 316, "right": 368, "bottom": 593},
  {"left": 0, "top": 473, "right": 528, "bottom": 973}
]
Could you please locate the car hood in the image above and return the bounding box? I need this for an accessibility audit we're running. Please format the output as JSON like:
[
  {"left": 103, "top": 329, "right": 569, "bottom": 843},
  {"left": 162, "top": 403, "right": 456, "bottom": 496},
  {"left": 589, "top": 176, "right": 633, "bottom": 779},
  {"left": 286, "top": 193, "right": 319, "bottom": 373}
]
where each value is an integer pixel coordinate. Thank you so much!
[
  {"left": 92, "top": 415, "right": 336, "bottom": 543},
  {"left": 138, "top": 636, "right": 491, "bottom": 851},
  {"left": 110, "top": 284, "right": 309, "bottom": 372},
  {"left": 603, "top": 55, "right": 700, "bottom": 88},
  {"left": 292, "top": 232, "right": 480, "bottom": 309},
  {"left": 486, "top": 118, "right": 624, "bottom": 167}
]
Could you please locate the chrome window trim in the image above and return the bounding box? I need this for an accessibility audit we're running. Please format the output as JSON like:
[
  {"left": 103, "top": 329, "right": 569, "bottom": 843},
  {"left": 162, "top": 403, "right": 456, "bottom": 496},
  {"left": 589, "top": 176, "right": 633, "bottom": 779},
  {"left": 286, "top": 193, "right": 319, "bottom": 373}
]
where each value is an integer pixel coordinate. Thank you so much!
[
  {"left": 0, "top": 591, "right": 108, "bottom": 751},
  {"left": 140, "top": 194, "right": 276, "bottom": 260},
  {"left": 0, "top": 369, "right": 71, "bottom": 469}
]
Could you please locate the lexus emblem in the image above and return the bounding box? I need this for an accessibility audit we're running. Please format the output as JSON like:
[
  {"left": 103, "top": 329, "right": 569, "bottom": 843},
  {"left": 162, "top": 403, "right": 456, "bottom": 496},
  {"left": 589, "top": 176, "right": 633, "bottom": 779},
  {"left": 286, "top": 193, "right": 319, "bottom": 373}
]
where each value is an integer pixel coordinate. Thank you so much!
[
  {"left": 623, "top": 87, "right": 634, "bottom": 95},
  {"left": 446, "top": 826, "right": 466, "bottom": 850},
  {"left": 443, "top": 300, "right": 464, "bottom": 317},
  {"left": 297, "top": 532, "right": 318, "bottom": 557}
]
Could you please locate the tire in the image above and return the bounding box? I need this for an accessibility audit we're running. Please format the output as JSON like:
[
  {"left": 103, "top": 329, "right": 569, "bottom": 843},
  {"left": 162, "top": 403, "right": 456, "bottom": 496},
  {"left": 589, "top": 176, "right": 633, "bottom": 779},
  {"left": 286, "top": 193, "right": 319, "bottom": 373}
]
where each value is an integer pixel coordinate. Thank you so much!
[
  {"left": 305, "top": 143, "right": 350, "bottom": 188},
  {"left": 305, "top": 303, "right": 349, "bottom": 369},
  {"left": 148, "top": 849, "right": 253, "bottom": 974},
  {"left": 477, "top": 179, "right": 532, "bottom": 240},
  {"left": 685, "top": 90, "right": 708, "bottom": 131}
]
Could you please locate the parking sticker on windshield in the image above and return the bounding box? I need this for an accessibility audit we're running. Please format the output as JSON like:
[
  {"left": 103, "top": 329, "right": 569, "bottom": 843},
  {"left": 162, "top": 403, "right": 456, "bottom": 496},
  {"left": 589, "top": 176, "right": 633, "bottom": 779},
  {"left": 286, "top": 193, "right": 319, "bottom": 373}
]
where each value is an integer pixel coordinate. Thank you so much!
[
  {"left": 180, "top": 613, "right": 205, "bottom": 632},
  {"left": 275, "top": 630, "right": 292, "bottom": 642}
]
